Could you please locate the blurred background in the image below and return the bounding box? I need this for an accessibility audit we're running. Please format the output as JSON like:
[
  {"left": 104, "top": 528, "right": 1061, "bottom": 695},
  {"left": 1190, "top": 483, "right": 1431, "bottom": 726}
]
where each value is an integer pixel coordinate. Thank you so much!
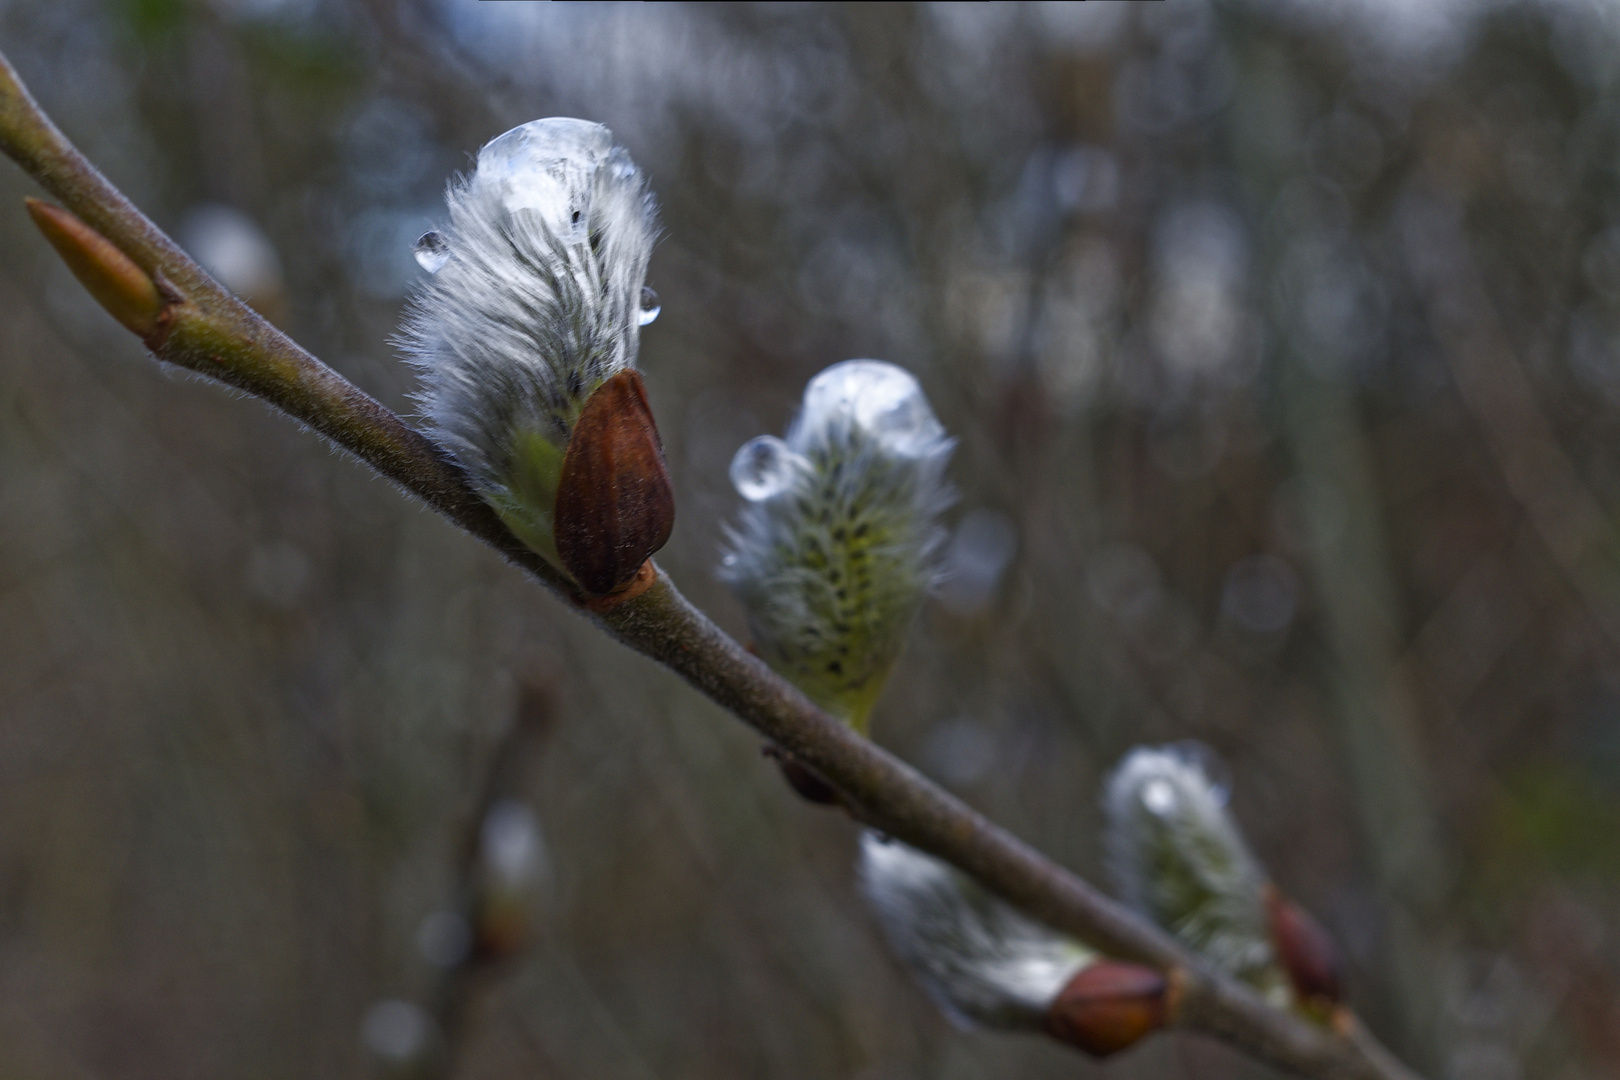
[{"left": 0, "top": 0, "right": 1616, "bottom": 1077}]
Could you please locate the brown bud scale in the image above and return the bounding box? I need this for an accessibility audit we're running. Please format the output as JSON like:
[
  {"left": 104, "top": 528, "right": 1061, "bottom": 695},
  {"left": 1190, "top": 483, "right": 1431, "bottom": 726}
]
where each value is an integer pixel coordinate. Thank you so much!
[
  {"left": 1265, "top": 884, "right": 1342, "bottom": 1009},
  {"left": 1045, "top": 960, "right": 1168, "bottom": 1058},
  {"left": 554, "top": 369, "right": 675, "bottom": 595},
  {"left": 763, "top": 745, "right": 842, "bottom": 806}
]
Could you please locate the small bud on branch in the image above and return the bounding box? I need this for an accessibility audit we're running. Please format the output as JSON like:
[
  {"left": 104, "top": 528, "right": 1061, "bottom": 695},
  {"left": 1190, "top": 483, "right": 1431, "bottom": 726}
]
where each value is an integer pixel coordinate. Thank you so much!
[{"left": 25, "top": 198, "right": 164, "bottom": 337}]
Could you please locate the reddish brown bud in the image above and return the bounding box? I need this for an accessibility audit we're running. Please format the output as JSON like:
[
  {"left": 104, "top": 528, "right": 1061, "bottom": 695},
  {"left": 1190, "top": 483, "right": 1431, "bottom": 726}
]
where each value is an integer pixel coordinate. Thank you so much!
[
  {"left": 554, "top": 369, "right": 675, "bottom": 596},
  {"left": 1044, "top": 961, "right": 1168, "bottom": 1057},
  {"left": 1265, "top": 884, "right": 1341, "bottom": 1009},
  {"left": 762, "top": 745, "right": 842, "bottom": 806},
  {"left": 25, "top": 199, "right": 164, "bottom": 338}
]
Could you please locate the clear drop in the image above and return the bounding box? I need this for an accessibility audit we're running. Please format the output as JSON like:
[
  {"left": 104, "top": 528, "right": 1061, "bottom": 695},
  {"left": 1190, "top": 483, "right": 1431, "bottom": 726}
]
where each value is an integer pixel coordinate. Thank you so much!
[
  {"left": 730, "top": 435, "right": 800, "bottom": 501},
  {"left": 638, "top": 286, "right": 661, "bottom": 326},
  {"left": 800, "top": 359, "right": 947, "bottom": 458},
  {"left": 413, "top": 230, "right": 449, "bottom": 273},
  {"left": 475, "top": 118, "right": 612, "bottom": 238}
]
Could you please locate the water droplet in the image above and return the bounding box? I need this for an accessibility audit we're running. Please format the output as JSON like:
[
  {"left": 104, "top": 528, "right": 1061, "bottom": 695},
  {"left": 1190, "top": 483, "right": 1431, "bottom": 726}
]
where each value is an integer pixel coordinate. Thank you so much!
[
  {"left": 476, "top": 118, "right": 612, "bottom": 237},
  {"left": 638, "top": 285, "right": 661, "bottom": 326},
  {"left": 800, "top": 359, "right": 946, "bottom": 457},
  {"left": 413, "top": 231, "right": 449, "bottom": 273},
  {"left": 1142, "top": 777, "right": 1178, "bottom": 815},
  {"left": 730, "top": 436, "right": 800, "bottom": 501}
]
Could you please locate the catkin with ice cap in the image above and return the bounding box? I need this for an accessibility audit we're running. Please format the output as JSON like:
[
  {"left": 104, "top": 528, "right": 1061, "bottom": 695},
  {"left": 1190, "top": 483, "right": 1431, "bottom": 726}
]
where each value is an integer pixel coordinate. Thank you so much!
[
  {"left": 1104, "top": 744, "right": 1288, "bottom": 1002},
  {"left": 399, "top": 118, "right": 666, "bottom": 582},
  {"left": 720, "top": 360, "right": 954, "bottom": 730}
]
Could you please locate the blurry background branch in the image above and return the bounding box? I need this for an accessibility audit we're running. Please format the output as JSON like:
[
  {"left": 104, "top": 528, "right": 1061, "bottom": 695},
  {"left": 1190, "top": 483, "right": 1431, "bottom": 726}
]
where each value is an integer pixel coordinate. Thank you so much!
[{"left": 0, "top": 41, "right": 1423, "bottom": 1080}]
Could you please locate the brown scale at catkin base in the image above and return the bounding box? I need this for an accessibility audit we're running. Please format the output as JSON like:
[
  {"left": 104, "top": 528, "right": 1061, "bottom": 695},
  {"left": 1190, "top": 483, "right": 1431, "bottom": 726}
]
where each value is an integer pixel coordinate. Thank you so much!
[{"left": 554, "top": 368, "right": 675, "bottom": 598}]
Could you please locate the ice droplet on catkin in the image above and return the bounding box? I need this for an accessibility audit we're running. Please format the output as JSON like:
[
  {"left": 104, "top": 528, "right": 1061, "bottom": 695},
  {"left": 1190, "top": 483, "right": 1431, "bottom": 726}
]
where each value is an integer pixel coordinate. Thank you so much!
[
  {"left": 638, "top": 285, "right": 661, "bottom": 326},
  {"left": 476, "top": 117, "right": 613, "bottom": 240},
  {"left": 801, "top": 359, "right": 947, "bottom": 458},
  {"left": 730, "top": 435, "right": 799, "bottom": 501},
  {"left": 413, "top": 231, "right": 449, "bottom": 273}
]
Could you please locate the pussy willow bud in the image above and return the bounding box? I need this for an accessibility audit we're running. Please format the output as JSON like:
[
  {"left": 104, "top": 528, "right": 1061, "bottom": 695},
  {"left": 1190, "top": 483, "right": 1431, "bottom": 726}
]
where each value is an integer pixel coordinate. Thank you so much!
[
  {"left": 472, "top": 799, "right": 551, "bottom": 961},
  {"left": 720, "top": 361, "right": 954, "bottom": 731},
  {"left": 400, "top": 118, "right": 671, "bottom": 594},
  {"left": 857, "top": 832, "right": 1094, "bottom": 1030},
  {"left": 1104, "top": 744, "right": 1288, "bottom": 1002}
]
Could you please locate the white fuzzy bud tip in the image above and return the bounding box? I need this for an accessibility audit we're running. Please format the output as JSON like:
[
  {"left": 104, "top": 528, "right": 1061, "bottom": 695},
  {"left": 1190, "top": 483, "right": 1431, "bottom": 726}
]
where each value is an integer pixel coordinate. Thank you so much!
[{"left": 858, "top": 832, "right": 1093, "bottom": 1030}]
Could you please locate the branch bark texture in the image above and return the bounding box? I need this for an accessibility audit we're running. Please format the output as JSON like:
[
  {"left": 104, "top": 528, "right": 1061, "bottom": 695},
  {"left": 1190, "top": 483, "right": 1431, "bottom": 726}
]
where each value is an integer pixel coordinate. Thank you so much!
[{"left": 0, "top": 49, "right": 1420, "bottom": 1080}]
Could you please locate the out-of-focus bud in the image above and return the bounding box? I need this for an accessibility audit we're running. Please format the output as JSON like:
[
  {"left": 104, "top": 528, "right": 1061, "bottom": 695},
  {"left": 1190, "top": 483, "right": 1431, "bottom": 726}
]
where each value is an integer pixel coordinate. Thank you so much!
[
  {"left": 26, "top": 198, "right": 163, "bottom": 337},
  {"left": 1103, "top": 744, "right": 1288, "bottom": 1002},
  {"left": 1264, "top": 884, "right": 1342, "bottom": 1014},
  {"left": 472, "top": 799, "right": 551, "bottom": 961},
  {"left": 761, "top": 745, "right": 841, "bottom": 806},
  {"left": 1044, "top": 960, "right": 1170, "bottom": 1058},
  {"left": 178, "top": 202, "right": 285, "bottom": 317},
  {"left": 554, "top": 368, "right": 674, "bottom": 595},
  {"left": 857, "top": 831, "right": 1095, "bottom": 1030},
  {"left": 400, "top": 118, "right": 670, "bottom": 594},
  {"left": 721, "top": 360, "right": 955, "bottom": 731}
]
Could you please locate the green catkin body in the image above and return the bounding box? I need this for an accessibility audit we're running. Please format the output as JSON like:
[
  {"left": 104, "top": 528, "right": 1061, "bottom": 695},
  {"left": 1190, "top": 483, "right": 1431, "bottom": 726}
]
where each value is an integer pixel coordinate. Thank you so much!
[{"left": 721, "top": 360, "right": 954, "bottom": 731}]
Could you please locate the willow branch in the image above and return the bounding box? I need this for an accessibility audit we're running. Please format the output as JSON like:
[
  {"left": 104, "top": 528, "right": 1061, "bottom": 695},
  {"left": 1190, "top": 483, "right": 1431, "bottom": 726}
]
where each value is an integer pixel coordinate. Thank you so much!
[{"left": 0, "top": 49, "right": 1419, "bottom": 1080}]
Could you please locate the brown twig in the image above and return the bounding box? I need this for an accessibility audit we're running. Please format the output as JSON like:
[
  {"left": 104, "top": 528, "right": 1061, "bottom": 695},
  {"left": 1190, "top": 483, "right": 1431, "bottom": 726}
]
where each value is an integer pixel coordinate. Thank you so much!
[{"left": 0, "top": 49, "right": 1421, "bottom": 1080}]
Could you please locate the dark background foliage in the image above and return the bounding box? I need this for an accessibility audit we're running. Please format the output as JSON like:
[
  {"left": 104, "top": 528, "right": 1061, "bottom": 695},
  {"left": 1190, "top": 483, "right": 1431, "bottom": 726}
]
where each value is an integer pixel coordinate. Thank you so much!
[{"left": 0, "top": 1, "right": 1615, "bottom": 1077}]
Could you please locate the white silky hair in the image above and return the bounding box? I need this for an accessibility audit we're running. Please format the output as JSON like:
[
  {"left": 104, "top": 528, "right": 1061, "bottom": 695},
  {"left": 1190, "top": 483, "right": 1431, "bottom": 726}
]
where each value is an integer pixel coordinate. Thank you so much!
[
  {"left": 1103, "top": 744, "right": 1280, "bottom": 988},
  {"left": 400, "top": 118, "right": 659, "bottom": 493},
  {"left": 858, "top": 831, "right": 1093, "bottom": 1030},
  {"left": 719, "top": 361, "right": 955, "bottom": 722}
]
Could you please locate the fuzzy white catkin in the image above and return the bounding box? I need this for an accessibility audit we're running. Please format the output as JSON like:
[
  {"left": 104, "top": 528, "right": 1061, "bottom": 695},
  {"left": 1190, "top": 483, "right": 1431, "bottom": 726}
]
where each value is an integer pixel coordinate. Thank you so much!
[
  {"left": 399, "top": 118, "right": 659, "bottom": 561},
  {"left": 858, "top": 831, "right": 1094, "bottom": 1030},
  {"left": 720, "top": 360, "right": 954, "bottom": 729},
  {"left": 1103, "top": 744, "right": 1286, "bottom": 998}
]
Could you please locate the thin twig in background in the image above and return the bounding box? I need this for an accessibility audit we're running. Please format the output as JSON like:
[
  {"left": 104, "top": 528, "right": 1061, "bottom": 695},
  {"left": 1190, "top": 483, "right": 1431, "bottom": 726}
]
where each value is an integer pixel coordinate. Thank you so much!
[
  {"left": 0, "top": 48, "right": 1422, "bottom": 1080},
  {"left": 1404, "top": 194, "right": 1620, "bottom": 657},
  {"left": 428, "top": 673, "right": 558, "bottom": 1075}
]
